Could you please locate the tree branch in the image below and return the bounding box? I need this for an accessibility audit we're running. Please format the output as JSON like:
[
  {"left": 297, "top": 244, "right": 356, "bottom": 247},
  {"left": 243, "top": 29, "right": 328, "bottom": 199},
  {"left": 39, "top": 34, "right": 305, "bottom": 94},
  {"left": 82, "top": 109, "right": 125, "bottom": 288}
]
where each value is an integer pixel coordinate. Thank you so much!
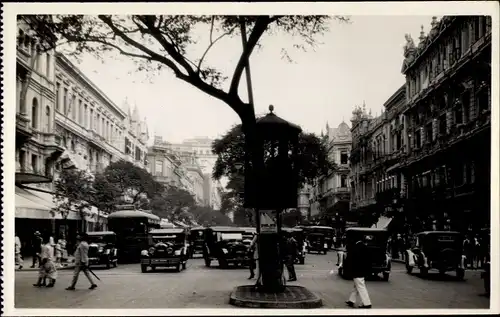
[
  {"left": 229, "top": 16, "right": 272, "bottom": 97},
  {"left": 197, "top": 22, "right": 237, "bottom": 73},
  {"left": 137, "top": 15, "right": 197, "bottom": 77},
  {"left": 98, "top": 15, "right": 188, "bottom": 79}
]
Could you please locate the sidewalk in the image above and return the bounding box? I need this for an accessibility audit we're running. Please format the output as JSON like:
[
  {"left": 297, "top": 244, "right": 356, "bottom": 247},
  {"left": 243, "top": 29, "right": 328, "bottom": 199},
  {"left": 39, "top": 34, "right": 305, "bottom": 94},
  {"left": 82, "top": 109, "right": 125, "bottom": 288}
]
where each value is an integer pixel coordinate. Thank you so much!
[{"left": 15, "top": 256, "right": 76, "bottom": 272}]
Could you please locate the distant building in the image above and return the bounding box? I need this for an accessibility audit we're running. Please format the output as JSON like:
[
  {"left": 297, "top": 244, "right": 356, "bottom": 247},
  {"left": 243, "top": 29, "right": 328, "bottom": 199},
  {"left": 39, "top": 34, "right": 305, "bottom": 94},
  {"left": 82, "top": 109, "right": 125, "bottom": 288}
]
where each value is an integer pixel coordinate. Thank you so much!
[{"left": 309, "top": 121, "right": 352, "bottom": 222}]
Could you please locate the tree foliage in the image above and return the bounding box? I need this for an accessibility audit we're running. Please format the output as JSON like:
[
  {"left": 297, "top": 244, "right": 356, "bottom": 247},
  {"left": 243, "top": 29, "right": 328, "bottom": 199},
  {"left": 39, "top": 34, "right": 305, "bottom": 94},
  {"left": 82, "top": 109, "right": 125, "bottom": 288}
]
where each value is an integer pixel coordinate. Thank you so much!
[
  {"left": 100, "top": 160, "right": 161, "bottom": 205},
  {"left": 190, "top": 205, "right": 233, "bottom": 227},
  {"left": 148, "top": 184, "right": 196, "bottom": 220},
  {"left": 53, "top": 168, "right": 94, "bottom": 219},
  {"left": 21, "top": 14, "right": 349, "bottom": 123},
  {"left": 212, "top": 123, "right": 336, "bottom": 187}
]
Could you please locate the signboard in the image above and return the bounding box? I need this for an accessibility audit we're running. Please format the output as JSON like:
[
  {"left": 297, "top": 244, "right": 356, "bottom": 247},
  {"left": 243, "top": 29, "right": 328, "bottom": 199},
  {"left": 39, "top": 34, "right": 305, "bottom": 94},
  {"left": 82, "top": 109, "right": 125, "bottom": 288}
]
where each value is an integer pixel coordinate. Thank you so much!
[{"left": 260, "top": 210, "right": 277, "bottom": 233}]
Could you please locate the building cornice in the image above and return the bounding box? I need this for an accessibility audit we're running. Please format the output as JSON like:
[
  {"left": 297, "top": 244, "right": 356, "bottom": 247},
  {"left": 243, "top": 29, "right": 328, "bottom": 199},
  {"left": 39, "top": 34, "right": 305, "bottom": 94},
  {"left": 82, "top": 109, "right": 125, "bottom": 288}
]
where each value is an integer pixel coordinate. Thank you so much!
[{"left": 55, "top": 53, "right": 127, "bottom": 119}]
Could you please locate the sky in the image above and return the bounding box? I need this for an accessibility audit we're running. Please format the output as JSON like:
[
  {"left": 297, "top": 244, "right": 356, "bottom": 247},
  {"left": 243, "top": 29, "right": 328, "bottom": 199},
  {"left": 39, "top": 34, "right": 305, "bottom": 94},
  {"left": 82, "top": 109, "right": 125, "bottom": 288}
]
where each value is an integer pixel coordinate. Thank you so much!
[{"left": 68, "top": 15, "right": 435, "bottom": 144}]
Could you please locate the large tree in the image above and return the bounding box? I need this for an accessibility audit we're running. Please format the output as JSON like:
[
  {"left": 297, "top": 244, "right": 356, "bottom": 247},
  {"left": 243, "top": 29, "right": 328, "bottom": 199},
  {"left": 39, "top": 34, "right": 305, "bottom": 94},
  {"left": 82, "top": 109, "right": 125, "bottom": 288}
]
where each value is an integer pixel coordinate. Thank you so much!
[
  {"left": 98, "top": 160, "right": 161, "bottom": 205},
  {"left": 148, "top": 184, "right": 196, "bottom": 220},
  {"left": 190, "top": 205, "right": 233, "bottom": 227},
  {"left": 53, "top": 168, "right": 94, "bottom": 233}
]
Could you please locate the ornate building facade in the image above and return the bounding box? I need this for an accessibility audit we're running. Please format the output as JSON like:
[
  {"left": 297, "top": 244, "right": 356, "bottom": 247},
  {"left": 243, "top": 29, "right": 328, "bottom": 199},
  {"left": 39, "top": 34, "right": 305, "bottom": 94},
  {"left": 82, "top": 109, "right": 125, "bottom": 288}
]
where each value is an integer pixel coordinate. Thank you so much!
[
  {"left": 309, "top": 121, "right": 352, "bottom": 224},
  {"left": 396, "top": 16, "right": 492, "bottom": 233}
]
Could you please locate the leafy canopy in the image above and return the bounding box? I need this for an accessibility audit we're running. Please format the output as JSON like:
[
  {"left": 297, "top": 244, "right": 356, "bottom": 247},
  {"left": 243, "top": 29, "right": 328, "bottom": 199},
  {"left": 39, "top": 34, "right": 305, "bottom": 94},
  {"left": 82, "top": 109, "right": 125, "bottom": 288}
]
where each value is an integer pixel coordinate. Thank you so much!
[
  {"left": 21, "top": 15, "right": 348, "bottom": 120},
  {"left": 211, "top": 123, "right": 336, "bottom": 187}
]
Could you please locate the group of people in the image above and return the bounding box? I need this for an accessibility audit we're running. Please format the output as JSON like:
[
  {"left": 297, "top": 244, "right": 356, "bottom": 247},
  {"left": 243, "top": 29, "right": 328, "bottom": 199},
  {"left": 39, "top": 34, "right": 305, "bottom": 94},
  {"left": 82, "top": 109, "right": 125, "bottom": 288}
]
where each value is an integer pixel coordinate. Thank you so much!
[
  {"left": 15, "top": 231, "right": 69, "bottom": 270},
  {"left": 245, "top": 232, "right": 301, "bottom": 284},
  {"left": 25, "top": 232, "right": 98, "bottom": 291}
]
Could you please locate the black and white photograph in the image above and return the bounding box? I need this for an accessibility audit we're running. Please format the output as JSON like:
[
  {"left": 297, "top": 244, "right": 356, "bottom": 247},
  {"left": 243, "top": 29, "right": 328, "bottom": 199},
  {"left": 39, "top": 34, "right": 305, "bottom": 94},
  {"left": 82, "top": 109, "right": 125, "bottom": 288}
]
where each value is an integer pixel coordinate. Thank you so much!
[{"left": 2, "top": 2, "right": 498, "bottom": 315}]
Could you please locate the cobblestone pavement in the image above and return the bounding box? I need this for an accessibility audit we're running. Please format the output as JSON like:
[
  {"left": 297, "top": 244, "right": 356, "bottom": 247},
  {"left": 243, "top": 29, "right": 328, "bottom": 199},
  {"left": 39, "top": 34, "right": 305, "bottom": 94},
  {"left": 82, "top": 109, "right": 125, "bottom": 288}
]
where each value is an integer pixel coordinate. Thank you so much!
[{"left": 13, "top": 251, "right": 490, "bottom": 309}]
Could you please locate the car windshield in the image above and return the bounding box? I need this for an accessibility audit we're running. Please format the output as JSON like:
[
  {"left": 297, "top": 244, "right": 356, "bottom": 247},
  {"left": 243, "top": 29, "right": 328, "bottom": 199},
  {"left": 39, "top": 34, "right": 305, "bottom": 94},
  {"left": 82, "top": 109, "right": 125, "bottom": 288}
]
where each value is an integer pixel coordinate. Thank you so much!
[
  {"left": 151, "top": 234, "right": 184, "bottom": 244},
  {"left": 220, "top": 233, "right": 243, "bottom": 241},
  {"left": 87, "top": 235, "right": 114, "bottom": 244}
]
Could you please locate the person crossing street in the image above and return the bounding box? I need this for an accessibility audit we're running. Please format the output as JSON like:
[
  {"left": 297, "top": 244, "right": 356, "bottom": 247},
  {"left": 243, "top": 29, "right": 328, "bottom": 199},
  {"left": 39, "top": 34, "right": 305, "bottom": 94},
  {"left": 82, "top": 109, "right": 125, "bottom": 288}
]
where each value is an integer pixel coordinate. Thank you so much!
[
  {"left": 66, "top": 233, "right": 97, "bottom": 291},
  {"left": 345, "top": 235, "right": 372, "bottom": 309},
  {"left": 284, "top": 232, "right": 297, "bottom": 282},
  {"left": 33, "top": 235, "right": 58, "bottom": 288}
]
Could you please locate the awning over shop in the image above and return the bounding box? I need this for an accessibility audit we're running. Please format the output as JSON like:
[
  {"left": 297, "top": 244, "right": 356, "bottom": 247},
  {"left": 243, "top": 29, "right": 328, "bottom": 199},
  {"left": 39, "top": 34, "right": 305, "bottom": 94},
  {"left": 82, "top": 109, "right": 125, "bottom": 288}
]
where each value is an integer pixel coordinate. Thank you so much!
[
  {"left": 15, "top": 186, "right": 79, "bottom": 220},
  {"left": 371, "top": 216, "right": 393, "bottom": 229}
]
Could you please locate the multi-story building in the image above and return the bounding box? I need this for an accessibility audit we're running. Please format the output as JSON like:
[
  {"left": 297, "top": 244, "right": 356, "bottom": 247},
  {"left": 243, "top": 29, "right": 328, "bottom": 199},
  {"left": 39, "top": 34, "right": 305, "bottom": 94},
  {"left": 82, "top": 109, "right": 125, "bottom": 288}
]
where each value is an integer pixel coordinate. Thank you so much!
[
  {"left": 396, "top": 16, "right": 492, "bottom": 233},
  {"left": 309, "top": 121, "right": 352, "bottom": 224},
  {"left": 15, "top": 20, "right": 67, "bottom": 252},
  {"left": 162, "top": 136, "right": 225, "bottom": 209},
  {"left": 177, "top": 151, "right": 205, "bottom": 205}
]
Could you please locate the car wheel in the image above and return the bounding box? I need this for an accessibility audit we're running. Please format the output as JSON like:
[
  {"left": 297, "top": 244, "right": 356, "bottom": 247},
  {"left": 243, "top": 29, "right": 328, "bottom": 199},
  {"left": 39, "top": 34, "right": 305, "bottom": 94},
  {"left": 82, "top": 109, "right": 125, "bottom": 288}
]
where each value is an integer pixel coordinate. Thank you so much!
[
  {"left": 323, "top": 250, "right": 327, "bottom": 255},
  {"left": 204, "top": 258, "right": 211, "bottom": 267},
  {"left": 113, "top": 261, "right": 118, "bottom": 268},
  {"left": 382, "top": 272, "right": 390, "bottom": 281},
  {"left": 151, "top": 266, "right": 156, "bottom": 271},
  {"left": 456, "top": 268, "right": 465, "bottom": 280},
  {"left": 106, "top": 261, "right": 111, "bottom": 269},
  {"left": 176, "top": 264, "right": 182, "bottom": 272},
  {"left": 182, "top": 262, "right": 187, "bottom": 270},
  {"left": 141, "top": 265, "right": 148, "bottom": 273},
  {"left": 219, "top": 259, "right": 228, "bottom": 269},
  {"left": 405, "top": 258, "right": 413, "bottom": 274},
  {"left": 299, "top": 258, "right": 305, "bottom": 265}
]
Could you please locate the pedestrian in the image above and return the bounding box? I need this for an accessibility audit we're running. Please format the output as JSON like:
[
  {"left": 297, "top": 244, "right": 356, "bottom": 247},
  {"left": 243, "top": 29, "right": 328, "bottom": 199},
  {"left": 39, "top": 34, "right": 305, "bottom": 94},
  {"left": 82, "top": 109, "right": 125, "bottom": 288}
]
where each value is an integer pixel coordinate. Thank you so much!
[
  {"left": 30, "top": 231, "right": 43, "bottom": 268},
  {"left": 66, "top": 233, "right": 98, "bottom": 290},
  {"left": 15, "top": 233, "right": 23, "bottom": 269},
  {"left": 464, "top": 236, "right": 473, "bottom": 269},
  {"left": 247, "top": 234, "right": 257, "bottom": 279},
  {"left": 33, "top": 234, "right": 57, "bottom": 287},
  {"left": 55, "top": 234, "right": 67, "bottom": 268},
  {"left": 284, "top": 232, "right": 297, "bottom": 282},
  {"left": 345, "top": 235, "right": 372, "bottom": 309},
  {"left": 473, "top": 235, "right": 481, "bottom": 269}
]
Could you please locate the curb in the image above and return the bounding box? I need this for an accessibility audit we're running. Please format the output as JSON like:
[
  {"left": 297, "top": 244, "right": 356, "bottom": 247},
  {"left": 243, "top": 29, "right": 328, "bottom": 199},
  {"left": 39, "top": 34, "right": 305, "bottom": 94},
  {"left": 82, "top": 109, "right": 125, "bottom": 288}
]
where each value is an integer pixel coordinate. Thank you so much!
[{"left": 229, "top": 285, "right": 323, "bottom": 309}]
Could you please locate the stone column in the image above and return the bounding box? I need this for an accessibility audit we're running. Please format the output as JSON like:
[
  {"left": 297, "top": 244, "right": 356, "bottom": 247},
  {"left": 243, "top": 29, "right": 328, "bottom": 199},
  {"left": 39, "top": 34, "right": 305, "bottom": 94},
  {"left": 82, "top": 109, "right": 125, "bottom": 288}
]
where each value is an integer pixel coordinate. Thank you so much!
[
  {"left": 432, "top": 118, "right": 438, "bottom": 141},
  {"left": 446, "top": 110, "right": 453, "bottom": 134}
]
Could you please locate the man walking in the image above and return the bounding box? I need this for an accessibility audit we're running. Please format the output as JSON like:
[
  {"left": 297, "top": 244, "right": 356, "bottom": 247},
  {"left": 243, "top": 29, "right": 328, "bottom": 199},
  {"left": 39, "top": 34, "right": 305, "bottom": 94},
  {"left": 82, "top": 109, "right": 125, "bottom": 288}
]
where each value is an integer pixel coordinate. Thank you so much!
[
  {"left": 345, "top": 236, "right": 372, "bottom": 309},
  {"left": 66, "top": 233, "right": 97, "bottom": 290},
  {"left": 284, "top": 232, "right": 297, "bottom": 282},
  {"left": 15, "top": 233, "right": 23, "bottom": 269},
  {"left": 247, "top": 233, "right": 257, "bottom": 279},
  {"left": 30, "top": 231, "right": 43, "bottom": 268}
]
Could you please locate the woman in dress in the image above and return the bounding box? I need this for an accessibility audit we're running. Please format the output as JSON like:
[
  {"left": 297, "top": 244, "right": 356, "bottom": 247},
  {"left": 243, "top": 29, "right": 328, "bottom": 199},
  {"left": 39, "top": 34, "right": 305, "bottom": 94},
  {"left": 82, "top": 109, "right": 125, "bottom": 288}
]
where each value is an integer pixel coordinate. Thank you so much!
[
  {"left": 55, "top": 234, "right": 67, "bottom": 267},
  {"left": 33, "top": 235, "right": 58, "bottom": 288}
]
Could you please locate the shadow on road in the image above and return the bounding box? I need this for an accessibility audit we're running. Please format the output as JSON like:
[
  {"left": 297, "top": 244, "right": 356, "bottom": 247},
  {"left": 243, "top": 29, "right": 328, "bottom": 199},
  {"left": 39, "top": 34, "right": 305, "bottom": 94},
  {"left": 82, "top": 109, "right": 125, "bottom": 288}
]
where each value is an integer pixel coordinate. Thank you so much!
[{"left": 411, "top": 271, "right": 467, "bottom": 282}]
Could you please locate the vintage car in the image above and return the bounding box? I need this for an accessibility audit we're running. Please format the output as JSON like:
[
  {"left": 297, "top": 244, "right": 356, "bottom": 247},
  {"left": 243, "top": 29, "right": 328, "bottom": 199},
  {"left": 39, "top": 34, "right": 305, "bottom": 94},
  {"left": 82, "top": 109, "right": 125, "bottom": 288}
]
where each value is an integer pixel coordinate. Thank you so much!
[
  {"left": 282, "top": 227, "right": 306, "bottom": 264},
  {"left": 188, "top": 227, "right": 206, "bottom": 258},
  {"left": 203, "top": 226, "right": 249, "bottom": 268},
  {"left": 405, "top": 231, "right": 465, "bottom": 280},
  {"left": 479, "top": 228, "right": 490, "bottom": 296},
  {"left": 306, "top": 232, "right": 328, "bottom": 254},
  {"left": 87, "top": 231, "right": 118, "bottom": 269},
  {"left": 337, "top": 227, "right": 391, "bottom": 281},
  {"left": 241, "top": 227, "right": 257, "bottom": 241},
  {"left": 308, "top": 226, "right": 335, "bottom": 249},
  {"left": 140, "top": 228, "right": 189, "bottom": 273}
]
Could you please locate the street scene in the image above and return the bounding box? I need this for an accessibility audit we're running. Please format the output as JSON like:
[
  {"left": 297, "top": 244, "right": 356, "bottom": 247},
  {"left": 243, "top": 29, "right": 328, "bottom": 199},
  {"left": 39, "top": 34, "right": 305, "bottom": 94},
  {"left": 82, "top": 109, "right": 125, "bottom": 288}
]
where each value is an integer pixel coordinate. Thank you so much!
[
  {"left": 15, "top": 253, "right": 489, "bottom": 309},
  {"left": 6, "top": 3, "right": 496, "bottom": 314}
]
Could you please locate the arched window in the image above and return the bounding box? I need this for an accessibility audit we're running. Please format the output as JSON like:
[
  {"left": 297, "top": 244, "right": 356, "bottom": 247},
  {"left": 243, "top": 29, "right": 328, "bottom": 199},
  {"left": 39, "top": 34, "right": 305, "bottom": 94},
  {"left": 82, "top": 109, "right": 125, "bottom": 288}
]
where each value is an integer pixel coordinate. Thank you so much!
[
  {"left": 45, "top": 106, "right": 50, "bottom": 132},
  {"left": 31, "top": 98, "right": 38, "bottom": 128}
]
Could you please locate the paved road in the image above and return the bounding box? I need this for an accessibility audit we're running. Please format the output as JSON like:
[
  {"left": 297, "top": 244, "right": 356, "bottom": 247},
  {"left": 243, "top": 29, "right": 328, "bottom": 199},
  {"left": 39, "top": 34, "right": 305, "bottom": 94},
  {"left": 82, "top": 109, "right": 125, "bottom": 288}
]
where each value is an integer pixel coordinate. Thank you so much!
[{"left": 14, "top": 251, "right": 489, "bottom": 309}]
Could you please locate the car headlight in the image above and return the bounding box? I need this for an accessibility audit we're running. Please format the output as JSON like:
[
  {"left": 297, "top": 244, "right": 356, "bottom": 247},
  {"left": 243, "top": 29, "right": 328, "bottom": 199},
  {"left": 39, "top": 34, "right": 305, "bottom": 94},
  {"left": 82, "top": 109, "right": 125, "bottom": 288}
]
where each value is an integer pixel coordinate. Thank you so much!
[
  {"left": 222, "top": 248, "right": 228, "bottom": 254},
  {"left": 148, "top": 247, "right": 155, "bottom": 254},
  {"left": 104, "top": 249, "right": 111, "bottom": 255},
  {"left": 141, "top": 250, "right": 149, "bottom": 256},
  {"left": 98, "top": 247, "right": 104, "bottom": 252},
  {"left": 174, "top": 249, "right": 182, "bottom": 256}
]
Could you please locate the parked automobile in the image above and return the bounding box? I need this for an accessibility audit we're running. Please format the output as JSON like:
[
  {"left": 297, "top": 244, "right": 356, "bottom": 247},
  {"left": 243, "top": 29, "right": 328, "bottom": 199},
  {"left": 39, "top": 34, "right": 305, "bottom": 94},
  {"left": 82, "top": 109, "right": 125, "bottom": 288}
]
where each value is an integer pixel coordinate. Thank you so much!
[
  {"left": 405, "top": 231, "right": 465, "bottom": 280},
  {"left": 188, "top": 227, "right": 206, "bottom": 258},
  {"left": 203, "top": 227, "right": 249, "bottom": 268},
  {"left": 86, "top": 231, "right": 118, "bottom": 269},
  {"left": 337, "top": 227, "right": 391, "bottom": 281},
  {"left": 282, "top": 227, "right": 306, "bottom": 264},
  {"left": 308, "top": 226, "right": 335, "bottom": 249},
  {"left": 306, "top": 232, "right": 328, "bottom": 254},
  {"left": 140, "top": 228, "right": 189, "bottom": 273},
  {"left": 241, "top": 227, "right": 257, "bottom": 241}
]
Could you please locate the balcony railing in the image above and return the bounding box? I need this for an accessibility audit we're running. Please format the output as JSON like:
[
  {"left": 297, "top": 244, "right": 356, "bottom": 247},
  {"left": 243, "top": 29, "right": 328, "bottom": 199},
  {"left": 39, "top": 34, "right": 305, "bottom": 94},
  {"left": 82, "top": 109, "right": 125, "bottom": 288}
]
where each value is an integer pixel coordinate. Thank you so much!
[{"left": 334, "top": 187, "right": 350, "bottom": 194}]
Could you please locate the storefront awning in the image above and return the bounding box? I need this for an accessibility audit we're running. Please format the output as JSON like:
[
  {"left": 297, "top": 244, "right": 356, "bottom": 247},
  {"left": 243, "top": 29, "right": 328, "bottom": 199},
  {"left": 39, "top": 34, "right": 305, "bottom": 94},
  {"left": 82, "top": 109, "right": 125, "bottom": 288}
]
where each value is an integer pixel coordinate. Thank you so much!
[
  {"left": 16, "top": 186, "right": 78, "bottom": 220},
  {"left": 371, "top": 216, "right": 393, "bottom": 229}
]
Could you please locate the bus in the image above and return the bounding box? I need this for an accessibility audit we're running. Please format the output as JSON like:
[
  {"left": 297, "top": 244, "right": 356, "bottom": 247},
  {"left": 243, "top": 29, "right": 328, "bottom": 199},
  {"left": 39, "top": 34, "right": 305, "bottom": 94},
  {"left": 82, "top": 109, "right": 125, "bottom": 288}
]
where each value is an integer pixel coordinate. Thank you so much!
[{"left": 107, "top": 205, "right": 161, "bottom": 262}]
